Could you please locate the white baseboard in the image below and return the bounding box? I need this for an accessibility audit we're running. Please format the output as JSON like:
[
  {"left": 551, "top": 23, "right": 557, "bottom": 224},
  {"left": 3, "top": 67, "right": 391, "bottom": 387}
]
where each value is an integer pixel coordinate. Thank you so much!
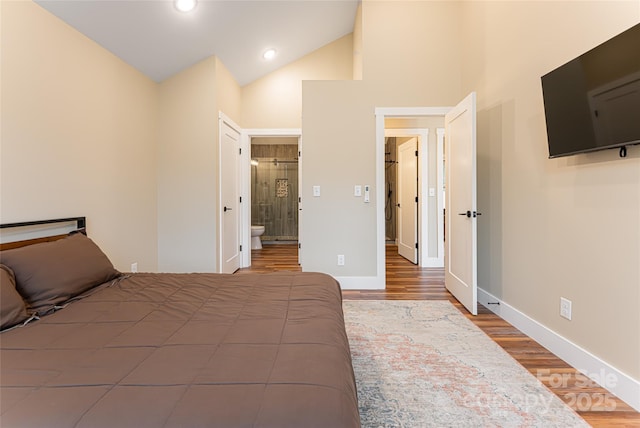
[
  {"left": 334, "top": 276, "right": 385, "bottom": 290},
  {"left": 478, "top": 287, "right": 640, "bottom": 412}
]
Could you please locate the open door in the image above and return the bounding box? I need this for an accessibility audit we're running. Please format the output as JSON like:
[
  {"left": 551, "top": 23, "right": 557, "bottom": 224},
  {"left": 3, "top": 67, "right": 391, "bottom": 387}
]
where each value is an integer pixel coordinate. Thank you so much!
[
  {"left": 220, "top": 118, "right": 241, "bottom": 274},
  {"left": 397, "top": 137, "right": 418, "bottom": 264},
  {"left": 445, "top": 92, "right": 478, "bottom": 315}
]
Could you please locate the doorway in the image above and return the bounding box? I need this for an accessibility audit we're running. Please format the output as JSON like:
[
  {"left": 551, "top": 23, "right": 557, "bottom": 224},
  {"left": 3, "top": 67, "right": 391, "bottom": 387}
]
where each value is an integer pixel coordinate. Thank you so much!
[
  {"left": 250, "top": 137, "right": 299, "bottom": 242},
  {"left": 240, "top": 128, "right": 302, "bottom": 268},
  {"left": 375, "top": 94, "right": 478, "bottom": 315},
  {"left": 385, "top": 122, "right": 445, "bottom": 268},
  {"left": 386, "top": 135, "right": 419, "bottom": 264}
]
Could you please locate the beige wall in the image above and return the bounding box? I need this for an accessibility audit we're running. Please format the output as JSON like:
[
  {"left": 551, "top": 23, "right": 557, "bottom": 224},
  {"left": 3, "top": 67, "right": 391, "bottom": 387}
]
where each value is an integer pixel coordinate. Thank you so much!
[
  {"left": 462, "top": 1, "right": 640, "bottom": 379},
  {"left": 301, "top": 1, "right": 463, "bottom": 275},
  {"left": 157, "top": 58, "right": 218, "bottom": 272},
  {"left": 302, "top": 81, "right": 378, "bottom": 275},
  {"left": 157, "top": 56, "right": 242, "bottom": 272},
  {"left": 0, "top": 1, "right": 158, "bottom": 272},
  {"left": 241, "top": 34, "right": 354, "bottom": 129},
  {"left": 215, "top": 57, "right": 242, "bottom": 124},
  {"left": 362, "top": 0, "right": 462, "bottom": 105},
  {"left": 353, "top": 3, "right": 363, "bottom": 80}
]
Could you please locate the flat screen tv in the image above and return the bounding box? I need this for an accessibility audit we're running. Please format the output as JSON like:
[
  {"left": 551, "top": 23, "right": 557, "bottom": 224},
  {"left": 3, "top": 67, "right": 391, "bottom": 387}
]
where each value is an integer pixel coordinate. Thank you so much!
[{"left": 541, "top": 23, "right": 640, "bottom": 158}]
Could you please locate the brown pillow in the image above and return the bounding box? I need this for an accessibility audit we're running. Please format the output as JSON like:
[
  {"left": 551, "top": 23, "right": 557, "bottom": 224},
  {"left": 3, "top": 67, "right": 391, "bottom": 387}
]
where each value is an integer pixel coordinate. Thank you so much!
[
  {"left": 0, "top": 264, "right": 33, "bottom": 329},
  {"left": 0, "top": 233, "right": 120, "bottom": 314}
]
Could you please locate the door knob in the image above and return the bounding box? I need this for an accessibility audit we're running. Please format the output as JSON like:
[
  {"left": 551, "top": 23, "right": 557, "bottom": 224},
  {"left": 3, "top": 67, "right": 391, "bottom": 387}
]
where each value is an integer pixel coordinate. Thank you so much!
[
  {"left": 458, "top": 211, "right": 471, "bottom": 218},
  {"left": 224, "top": 206, "right": 232, "bottom": 212}
]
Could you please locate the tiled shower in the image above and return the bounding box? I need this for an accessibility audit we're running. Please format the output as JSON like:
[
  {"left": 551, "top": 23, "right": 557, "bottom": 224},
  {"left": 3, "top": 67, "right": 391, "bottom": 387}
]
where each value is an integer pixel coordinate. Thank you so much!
[{"left": 251, "top": 142, "right": 298, "bottom": 241}]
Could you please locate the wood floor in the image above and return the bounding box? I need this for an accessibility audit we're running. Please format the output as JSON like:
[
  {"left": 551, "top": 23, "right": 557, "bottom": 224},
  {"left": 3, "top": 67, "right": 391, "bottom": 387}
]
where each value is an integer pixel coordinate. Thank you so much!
[{"left": 239, "top": 244, "right": 640, "bottom": 427}]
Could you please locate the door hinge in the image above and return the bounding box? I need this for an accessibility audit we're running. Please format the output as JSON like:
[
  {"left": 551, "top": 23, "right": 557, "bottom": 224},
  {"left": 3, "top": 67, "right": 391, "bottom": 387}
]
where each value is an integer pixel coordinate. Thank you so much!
[
  {"left": 415, "top": 150, "right": 418, "bottom": 157},
  {"left": 415, "top": 196, "right": 418, "bottom": 203},
  {"left": 415, "top": 243, "right": 418, "bottom": 249},
  {"left": 239, "top": 196, "right": 242, "bottom": 203},
  {"left": 239, "top": 245, "right": 243, "bottom": 251},
  {"left": 298, "top": 243, "right": 301, "bottom": 249},
  {"left": 298, "top": 151, "right": 301, "bottom": 157}
]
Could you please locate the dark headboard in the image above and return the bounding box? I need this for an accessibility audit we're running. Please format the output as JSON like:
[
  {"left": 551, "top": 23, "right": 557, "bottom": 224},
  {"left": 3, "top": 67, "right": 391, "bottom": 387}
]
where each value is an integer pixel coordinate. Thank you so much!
[{"left": 0, "top": 217, "right": 86, "bottom": 251}]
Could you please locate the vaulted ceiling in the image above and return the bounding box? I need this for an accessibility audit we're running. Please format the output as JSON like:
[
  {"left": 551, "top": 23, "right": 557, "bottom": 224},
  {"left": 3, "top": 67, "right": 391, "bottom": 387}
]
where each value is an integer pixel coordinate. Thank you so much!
[{"left": 36, "top": 0, "right": 359, "bottom": 86}]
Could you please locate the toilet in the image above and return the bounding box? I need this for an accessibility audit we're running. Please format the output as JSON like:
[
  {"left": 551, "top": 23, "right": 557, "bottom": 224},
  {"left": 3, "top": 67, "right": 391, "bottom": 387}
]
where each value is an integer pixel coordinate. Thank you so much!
[{"left": 251, "top": 225, "right": 265, "bottom": 249}]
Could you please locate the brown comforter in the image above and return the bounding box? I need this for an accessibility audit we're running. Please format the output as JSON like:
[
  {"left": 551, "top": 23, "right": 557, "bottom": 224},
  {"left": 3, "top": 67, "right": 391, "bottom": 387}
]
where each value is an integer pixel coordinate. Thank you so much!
[{"left": 0, "top": 272, "right": 360, "bottom": 427}]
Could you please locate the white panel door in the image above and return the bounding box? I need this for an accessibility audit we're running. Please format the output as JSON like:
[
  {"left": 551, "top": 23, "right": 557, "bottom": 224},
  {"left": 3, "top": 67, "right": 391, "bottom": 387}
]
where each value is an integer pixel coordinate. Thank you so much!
[
  {"left": 220, "top": 120, "right": 240, "bottom": 273},
  {"left": 397, "top": 137, "right": 418, "bottom": 264},
  {"left": 445, "top": 92, "right": 478, "bottom": 315}
]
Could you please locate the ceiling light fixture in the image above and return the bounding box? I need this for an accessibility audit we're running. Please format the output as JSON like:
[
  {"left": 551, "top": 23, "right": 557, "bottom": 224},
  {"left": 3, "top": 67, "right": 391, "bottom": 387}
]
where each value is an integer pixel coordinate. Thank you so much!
[
  {"left": 174, "top": 0, "right": 197, "bottom": 13},
  {"left": 263, "top": 49, "right": 277, "bottom": 60}
]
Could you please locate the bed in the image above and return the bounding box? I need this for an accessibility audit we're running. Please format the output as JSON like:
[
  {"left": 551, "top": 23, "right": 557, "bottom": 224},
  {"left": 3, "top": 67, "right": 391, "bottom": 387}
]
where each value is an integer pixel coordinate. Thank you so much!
[{"left": 0, "top": 218, "right": 360, "bottom": 427}]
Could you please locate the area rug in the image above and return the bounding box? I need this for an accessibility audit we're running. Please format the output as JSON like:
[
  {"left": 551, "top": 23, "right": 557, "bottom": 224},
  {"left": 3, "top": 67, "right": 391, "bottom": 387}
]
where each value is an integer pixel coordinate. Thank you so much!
[{"left": 343, "top": 300, "right": 589, "bottom": 427}]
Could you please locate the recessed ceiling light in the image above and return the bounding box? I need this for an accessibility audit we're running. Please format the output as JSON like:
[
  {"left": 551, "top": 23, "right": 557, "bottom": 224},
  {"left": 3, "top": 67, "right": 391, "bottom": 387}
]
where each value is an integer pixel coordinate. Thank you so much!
[
  {"left": 263, "top": 49, "right": 277, "bottom": 60},
  {"left": 175, "top": 0, "right": 197, "bottom": 13}
]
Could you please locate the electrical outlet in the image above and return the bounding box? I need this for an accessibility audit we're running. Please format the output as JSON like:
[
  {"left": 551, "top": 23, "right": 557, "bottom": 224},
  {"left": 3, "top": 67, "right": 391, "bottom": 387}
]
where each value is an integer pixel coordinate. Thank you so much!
[
  {"left": 337, "top": 255, "right": 345, "bottom": 266},
  {"left": 560, "top": 297, "right": 572, "bottom": 320},
  {"left": 131, "top": 262, "right": 138, "bottom": 273}
]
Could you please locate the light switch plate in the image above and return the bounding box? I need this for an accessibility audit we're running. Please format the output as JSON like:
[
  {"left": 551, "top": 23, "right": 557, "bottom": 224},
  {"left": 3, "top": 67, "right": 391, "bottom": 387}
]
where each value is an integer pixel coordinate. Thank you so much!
[
  {"left": 354, "top": 185, "right": 362, "bottom": 197},
  {"left": 313, "top": 185, "right": 321, "bottom": 197}
]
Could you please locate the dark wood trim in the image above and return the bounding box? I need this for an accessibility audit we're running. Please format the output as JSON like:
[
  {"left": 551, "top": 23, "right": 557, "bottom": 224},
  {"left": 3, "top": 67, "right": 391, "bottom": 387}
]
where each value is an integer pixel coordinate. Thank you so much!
[{"left": 1, "top": 234, "right": 70, "bottom": 251}]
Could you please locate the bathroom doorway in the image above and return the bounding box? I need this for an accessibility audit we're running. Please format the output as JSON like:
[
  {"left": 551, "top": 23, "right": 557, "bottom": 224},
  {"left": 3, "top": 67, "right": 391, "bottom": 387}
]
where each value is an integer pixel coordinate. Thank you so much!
[
  {"left": 240, "top": 128, "right": 302, "bottom": 268},
  {"left": 250, "top": 137, "right": 299, "bottom": 242}
]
